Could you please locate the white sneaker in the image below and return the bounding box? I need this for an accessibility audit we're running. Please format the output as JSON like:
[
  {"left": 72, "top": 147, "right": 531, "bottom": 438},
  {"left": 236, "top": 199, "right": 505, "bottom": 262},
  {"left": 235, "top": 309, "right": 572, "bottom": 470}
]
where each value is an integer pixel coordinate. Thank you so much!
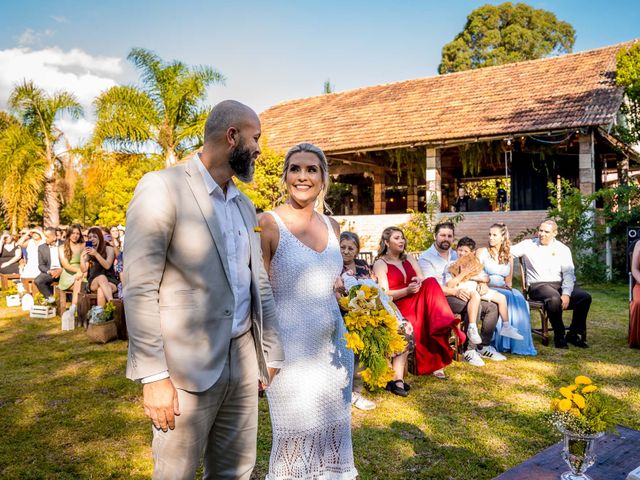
[
  {"left": 46, "top": 296, "right": 56, "bottom": 304},
  {"left": 466, "top": 324, "right": 482, "bottom": 345},
  {"left": 463, "top": 349, "right": 485, "bottom": 367},
  {"left": 351, "top": 392, "right": 376, "bottom": 410},
  {"left": 477, "top": 345, "right": 507, "bottom": 361},
  {"left": 500, "top": 324, "right": 524, "bottom": 341}
]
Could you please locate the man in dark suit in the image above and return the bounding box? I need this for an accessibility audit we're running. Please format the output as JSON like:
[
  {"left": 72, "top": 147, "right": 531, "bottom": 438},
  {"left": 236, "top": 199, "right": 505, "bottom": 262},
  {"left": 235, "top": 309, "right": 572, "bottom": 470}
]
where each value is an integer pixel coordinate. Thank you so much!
[{"left": 34, "top": 227, "right": 63, "bottom": 302}]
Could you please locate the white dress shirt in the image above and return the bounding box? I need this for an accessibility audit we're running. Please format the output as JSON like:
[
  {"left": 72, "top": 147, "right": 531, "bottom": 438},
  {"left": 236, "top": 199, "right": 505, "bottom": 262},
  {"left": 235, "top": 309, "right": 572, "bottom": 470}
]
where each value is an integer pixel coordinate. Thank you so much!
[
  {"left": 418, "top": 245, "right": 458, "bottom": 287},
  {"left": 510, "top": 238, "right": 576, "bottom": 296},
  {"left": 49, "top": 244, "right": 61, "bottom": 270},
  {"left": 141, "top": 156, "right": 252, "bottom": 384}
]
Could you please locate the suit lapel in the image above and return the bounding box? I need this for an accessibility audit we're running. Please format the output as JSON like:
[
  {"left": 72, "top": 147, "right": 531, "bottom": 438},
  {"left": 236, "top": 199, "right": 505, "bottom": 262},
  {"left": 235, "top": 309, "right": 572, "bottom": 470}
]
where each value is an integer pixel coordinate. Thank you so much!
[{"left": 184, "top": 156, "right": 232, "bottom": 285}]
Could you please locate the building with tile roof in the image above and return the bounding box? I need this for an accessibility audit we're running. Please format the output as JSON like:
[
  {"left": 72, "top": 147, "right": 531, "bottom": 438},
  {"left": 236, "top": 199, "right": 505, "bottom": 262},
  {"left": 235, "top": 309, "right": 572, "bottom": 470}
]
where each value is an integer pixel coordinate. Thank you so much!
[{"left": 261, "top": 40, "right": 638, "bottom": 215}]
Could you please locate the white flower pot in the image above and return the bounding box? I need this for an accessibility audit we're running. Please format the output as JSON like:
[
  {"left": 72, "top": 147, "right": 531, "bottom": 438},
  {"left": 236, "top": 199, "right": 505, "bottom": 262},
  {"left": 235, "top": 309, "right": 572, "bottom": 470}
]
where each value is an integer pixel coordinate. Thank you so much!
[{"left": 5, "top": 294, "right": 20, "bottom": 307}]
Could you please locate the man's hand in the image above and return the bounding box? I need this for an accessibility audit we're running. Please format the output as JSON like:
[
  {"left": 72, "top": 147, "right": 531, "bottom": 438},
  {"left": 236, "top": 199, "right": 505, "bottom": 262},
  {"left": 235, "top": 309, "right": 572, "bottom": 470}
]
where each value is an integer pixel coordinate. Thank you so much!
[
  {"left": 143, "top": 377, "right": 180, "bottom": 432},
  {"left": 561, "top": 294, "right": 570, "bottom": 310},
  {"left": 455, "top": 288, "right": 471, "bottom": 301},
  {"left": 49, "top": 268, "right": 63, "bottom": 279}
]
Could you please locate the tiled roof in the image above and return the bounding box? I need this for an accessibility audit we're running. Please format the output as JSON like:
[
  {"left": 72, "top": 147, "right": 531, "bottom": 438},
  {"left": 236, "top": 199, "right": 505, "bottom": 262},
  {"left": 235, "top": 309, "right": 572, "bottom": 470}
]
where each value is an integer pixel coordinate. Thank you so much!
[{"left": 261, "top": 41, "right": 636, "bottom": 154}]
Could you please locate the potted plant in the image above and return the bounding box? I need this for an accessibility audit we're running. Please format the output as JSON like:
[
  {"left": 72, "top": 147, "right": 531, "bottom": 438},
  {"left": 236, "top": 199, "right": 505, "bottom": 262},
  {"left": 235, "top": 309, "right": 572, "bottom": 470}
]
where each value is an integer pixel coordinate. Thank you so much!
[
  {"left": 30, "top": 293, "right": 56, "bottom": 319},
  {"left": 549, "top": 375, "right": 617, "bottom": 480},
  {"left": 86, "top": 301, "right": 118, "bottom": 344},
  {"left": 3, "top": 283, "right": 20, "bottom": 307}
]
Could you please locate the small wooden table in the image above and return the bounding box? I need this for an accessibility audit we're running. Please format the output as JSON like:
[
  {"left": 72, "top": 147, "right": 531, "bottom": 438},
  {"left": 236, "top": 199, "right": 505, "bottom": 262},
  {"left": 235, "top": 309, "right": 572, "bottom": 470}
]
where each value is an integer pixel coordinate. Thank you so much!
[{"left": 493, "top": 426, "right": 640, "bottom": 480}]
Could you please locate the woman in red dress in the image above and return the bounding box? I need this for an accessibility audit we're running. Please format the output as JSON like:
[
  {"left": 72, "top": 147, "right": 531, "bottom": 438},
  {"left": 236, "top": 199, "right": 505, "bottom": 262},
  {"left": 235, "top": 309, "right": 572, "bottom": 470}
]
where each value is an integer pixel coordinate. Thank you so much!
[{"left": 373, "top": 227, "right": 465, "bottom": 384}]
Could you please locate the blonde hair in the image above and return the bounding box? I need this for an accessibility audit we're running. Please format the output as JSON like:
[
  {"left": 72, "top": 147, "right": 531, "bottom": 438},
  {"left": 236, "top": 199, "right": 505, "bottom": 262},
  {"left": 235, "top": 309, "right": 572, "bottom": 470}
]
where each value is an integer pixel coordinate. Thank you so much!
[
  {"left": 280, "top": 143, "right": 332, "bottom": 213},
  {"left": 489, "top": 223, "right": 511, "bottom": 264}
]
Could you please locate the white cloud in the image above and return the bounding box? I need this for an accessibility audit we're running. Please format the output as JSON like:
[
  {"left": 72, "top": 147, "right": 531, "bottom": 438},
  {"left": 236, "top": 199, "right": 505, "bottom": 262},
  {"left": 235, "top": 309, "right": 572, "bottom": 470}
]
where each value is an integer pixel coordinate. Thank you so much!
[
  {"left": 51, "top": 15, "right": 68, "bottom": 23},
  {"left": 16, "top": 28, "right": 55, "bottom": 47},
  {"left": 0, "top": 47, "right": 124, "bottom": 147}
]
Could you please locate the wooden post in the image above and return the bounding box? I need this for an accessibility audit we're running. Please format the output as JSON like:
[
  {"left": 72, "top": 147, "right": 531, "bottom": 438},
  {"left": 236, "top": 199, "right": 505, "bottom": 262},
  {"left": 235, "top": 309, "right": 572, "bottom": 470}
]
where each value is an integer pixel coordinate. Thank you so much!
[
  {"left": 426, "top": 147, "right": 441, "bottom": 213},
  {"left": 373, "top": 167, "right": 386, "bottom": 214},
  {"left": 351, "top": 185, "right": 360, "bottom": 215},
  {"left": 407, "top": 175, "right": 418, "bottom": 212}
]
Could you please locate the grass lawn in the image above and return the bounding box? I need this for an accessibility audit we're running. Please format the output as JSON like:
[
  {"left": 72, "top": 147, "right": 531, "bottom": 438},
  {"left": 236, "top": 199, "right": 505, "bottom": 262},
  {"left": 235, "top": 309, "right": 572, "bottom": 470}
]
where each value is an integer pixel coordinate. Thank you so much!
[{"left": 0, "top": 283, "right": 638, "bottom": 479}]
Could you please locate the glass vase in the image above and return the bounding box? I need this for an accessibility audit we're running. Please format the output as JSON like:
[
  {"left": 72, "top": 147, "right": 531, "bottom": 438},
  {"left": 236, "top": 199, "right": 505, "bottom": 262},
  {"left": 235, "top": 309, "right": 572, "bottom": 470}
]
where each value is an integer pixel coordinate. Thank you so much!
[{"left": 558, "top": 426, "right": 604, "bottom": 480}]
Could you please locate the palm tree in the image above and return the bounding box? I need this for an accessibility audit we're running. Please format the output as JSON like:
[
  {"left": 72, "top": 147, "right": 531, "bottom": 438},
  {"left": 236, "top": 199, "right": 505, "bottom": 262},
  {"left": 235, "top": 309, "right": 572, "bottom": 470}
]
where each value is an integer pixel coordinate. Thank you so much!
[
  {"left": 0, "top": 117, "right": 47, "bottom": 232},
  {"left": 8, "top": 81, "right": 83, "bottom": 227},
  {"left": 94, "top": 48, "right": 225, "bottom": 168}
]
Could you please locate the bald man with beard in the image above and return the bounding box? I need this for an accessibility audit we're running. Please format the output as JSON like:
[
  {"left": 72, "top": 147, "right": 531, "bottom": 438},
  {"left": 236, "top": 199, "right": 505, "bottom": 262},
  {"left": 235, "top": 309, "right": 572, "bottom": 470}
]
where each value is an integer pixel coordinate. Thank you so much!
[{"left": 124, "top": 100, "right": 284, "bottom": 479}]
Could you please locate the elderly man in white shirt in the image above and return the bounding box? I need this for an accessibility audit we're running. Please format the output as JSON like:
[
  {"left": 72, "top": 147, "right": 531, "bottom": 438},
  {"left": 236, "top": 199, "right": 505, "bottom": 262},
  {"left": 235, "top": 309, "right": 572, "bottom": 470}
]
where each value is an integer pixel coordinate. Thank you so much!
[{"left": 511, "top": 220, "right": 591, "bottom": 349}]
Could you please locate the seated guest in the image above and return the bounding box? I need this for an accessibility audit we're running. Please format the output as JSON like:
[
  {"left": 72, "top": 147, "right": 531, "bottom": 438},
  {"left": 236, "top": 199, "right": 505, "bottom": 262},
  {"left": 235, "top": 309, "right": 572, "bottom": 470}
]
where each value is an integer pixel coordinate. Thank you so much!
[
  {"left": 81, "top": 227, "right": 118, "bottom": 319},
  {"left": 373, "top": 227, "right": 464, "bottom": 382},
  {"left": 341, "top": 231, "right": 414, "bottom": 400},
  {"left": 0, "top": 232, "right": 22, "bottom": 275},
  {"left": 340, "top": 231, "right": 376, "bottom": 409},
  {"left": 630, "top": 240, "right": 640, "bottom": 348},
  {"left": 418, "top": 222, "right": 502, "bottom": 367},
  {"left": 34, "top": 227, "right": 64, "bottom": 302},
  {"left": 58, "top": 224, "right": 85, "bottom": 318},
  {"left": 474, "top": 225, "right": 536, "bottom": 355},
  {"left": 511, "top": 220, "right": 591, "bottom": 349},
  {"left": 18, "top": 228, "right": 45, "bottom": 292},
  {"left": 450, "top": 236, "right": 524, "bottom": 343}
]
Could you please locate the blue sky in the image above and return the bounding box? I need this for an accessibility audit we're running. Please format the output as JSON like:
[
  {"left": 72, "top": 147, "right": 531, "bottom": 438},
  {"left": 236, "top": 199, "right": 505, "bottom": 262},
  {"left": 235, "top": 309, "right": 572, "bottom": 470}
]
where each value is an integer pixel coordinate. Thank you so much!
[{"left": 1, "top": 1, "right": 638, "bottom": 145}]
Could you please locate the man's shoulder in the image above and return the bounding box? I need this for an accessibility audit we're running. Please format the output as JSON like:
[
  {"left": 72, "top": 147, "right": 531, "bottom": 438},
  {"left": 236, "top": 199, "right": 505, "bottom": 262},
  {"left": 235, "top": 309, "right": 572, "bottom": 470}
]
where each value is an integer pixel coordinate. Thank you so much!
[{"left": 419, "top": 245, "right": 436, "bottom": 259}]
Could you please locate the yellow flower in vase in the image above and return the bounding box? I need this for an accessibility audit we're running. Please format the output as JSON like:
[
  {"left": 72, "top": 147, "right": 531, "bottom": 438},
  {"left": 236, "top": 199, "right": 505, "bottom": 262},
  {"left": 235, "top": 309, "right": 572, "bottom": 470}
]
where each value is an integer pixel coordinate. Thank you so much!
[
  {"left": 572, "top": 393, "right": 586, "bottom": 409},
  {"left": 558, "top": 399, "right": 572, "bottom": 412},
  {"left": 575, "top": 375, "right": 592, "bottom": 385}
]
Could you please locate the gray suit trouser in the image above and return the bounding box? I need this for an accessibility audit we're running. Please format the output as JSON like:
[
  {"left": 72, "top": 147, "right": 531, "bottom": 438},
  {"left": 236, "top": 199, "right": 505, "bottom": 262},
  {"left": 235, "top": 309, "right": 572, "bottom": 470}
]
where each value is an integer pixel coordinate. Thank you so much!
[{"left": 151, "top": 330, "right": 259, "bottom": 480}]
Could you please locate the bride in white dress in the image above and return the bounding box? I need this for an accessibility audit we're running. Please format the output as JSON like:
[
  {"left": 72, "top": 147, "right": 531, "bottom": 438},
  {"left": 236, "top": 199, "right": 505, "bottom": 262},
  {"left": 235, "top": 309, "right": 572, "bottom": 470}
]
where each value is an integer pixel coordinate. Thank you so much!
[{"left": 258, "top": 143, "right": 358, "bottom": 479}]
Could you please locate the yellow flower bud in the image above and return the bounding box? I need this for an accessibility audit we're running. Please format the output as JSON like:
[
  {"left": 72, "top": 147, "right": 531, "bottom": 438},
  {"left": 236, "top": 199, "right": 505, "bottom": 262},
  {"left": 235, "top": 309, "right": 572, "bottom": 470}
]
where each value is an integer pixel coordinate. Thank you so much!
[
  {"left": 558, "top": 398, "right": 572, "bottom": 412},
  {"left": 575, "top": 375, "right": 592, "bottom": 385},
  {"left": 582, "top": 385, "right": 598, "bottom": 394},
  {"left": 572, "top": 393, "right": 586, "bottom": 409},
  {"left": 559, "top": 387, "right": 573, "bottom": 399}
]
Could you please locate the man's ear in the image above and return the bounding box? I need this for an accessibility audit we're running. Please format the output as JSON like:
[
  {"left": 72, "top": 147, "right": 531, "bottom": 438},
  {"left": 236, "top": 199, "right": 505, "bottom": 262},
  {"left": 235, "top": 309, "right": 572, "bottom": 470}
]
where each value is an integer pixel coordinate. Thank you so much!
[{"left": 226, "top": 127, "right": 238, "bottom": 147}]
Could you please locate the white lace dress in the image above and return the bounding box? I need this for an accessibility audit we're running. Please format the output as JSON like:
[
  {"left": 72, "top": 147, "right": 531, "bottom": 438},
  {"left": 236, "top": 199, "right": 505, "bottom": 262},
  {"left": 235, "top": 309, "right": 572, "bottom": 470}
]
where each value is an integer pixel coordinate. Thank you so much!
[{"left": 265, "top": 211, "right": 357, "bottom": 480}]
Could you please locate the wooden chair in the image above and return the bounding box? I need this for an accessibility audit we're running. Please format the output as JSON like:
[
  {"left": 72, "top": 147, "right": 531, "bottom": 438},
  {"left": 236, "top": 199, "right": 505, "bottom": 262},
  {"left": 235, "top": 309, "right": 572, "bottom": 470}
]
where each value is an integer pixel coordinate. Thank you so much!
[
  {"left": 518, "top": 260, "right": 551, "bottom": 346},
  {"left": 356, "top": 251, "right": 374, "bottom": 266},
  {"left": 518, "top": 260, "right": 587, "bottom": 346},
  {"left": 54, "top": 286, "right": 73, "bottom": 313}
]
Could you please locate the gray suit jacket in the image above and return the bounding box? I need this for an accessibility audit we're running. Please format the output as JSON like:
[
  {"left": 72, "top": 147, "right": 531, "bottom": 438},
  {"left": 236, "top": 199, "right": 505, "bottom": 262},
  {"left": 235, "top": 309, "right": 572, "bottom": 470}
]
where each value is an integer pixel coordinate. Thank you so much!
[{"left": 124, "top": 156, "right": 284, "bottom": 392}]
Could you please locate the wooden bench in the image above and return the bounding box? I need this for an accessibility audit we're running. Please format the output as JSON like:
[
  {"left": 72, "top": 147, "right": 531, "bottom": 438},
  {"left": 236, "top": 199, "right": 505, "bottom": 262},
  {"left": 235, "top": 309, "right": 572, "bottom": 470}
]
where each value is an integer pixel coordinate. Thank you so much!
[{"left": 0, "top": 273, "right": 20, "bottom": 290}]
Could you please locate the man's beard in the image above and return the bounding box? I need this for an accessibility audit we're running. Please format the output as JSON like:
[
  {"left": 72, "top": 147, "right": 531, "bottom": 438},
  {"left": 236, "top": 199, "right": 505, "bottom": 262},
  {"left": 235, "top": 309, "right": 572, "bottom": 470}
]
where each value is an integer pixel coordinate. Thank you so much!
[
  {"left": 229, "top": 141, "right": 255, "bottom": 183},
  {"left": 436, "top": 240, "right": 451, "bottom": 251}
]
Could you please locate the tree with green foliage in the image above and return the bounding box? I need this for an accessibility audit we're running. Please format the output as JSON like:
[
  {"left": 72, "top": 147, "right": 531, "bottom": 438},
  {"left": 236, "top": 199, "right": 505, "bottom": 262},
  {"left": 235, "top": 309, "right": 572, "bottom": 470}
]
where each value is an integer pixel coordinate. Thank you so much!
[
  {"left": 615, "top": 42, "right": 640, "bottom": 147},
  {"left": 61, "top": 148, "right": 162, "bottom": 227},
  {"left": 438, "top": 2, "right": 575, "bottom": 74},
  {"left": 6, "top": 81, "right": 83, "bottom": 228},
  {"left": 0, "top": 112, "right": 46, "bottom": 232},
  {"left": 93, "top": 48, "right": 224, "bottom": 168},
  {"left": 237, "top": 141, "right": 284, "bottom": 211}
]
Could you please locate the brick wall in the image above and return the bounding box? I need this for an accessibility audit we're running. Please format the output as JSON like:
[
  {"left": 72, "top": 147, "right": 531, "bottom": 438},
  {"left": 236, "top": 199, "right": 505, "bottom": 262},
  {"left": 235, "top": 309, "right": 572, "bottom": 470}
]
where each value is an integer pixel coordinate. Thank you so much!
[{"left": 334, "top": 210, "right": 548, "bottom": 253}]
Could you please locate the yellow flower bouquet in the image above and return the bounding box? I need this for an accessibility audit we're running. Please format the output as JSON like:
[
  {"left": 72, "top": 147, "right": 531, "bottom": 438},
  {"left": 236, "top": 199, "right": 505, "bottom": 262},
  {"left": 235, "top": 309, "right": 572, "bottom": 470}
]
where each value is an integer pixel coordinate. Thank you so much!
[
  {"left": 549, "top": 375, "right": 616, "bottom": 435},
  {"left": 339, "top": 278, "right": 407, "bottom": 390},
  {"left": 549, "top": 376, "right": 617, "bottom": 477}
]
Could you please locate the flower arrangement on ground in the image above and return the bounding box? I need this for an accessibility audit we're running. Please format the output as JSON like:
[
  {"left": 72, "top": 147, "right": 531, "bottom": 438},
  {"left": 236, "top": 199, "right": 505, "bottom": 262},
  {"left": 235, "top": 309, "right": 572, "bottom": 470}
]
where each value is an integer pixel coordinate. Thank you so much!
[
  {"left": 339, "top": 277, "right": 407, "bottom": 390},
  {"left": 550, "top": 375, "right": 616, "bottom": 435}
]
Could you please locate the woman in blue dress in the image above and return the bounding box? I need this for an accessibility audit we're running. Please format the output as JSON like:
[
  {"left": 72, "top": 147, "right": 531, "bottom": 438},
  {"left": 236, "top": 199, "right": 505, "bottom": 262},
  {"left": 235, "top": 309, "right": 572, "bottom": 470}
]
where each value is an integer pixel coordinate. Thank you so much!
[{"left": 476, "top": 223, "right": 537, "bottom": 355}]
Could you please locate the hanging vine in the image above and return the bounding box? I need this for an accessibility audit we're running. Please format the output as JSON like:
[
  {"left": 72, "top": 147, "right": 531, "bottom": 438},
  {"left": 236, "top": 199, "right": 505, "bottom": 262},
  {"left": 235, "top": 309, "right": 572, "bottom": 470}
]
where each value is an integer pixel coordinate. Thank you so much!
[
  {"left": 458, "top": 141, "right": 503, "bottom": 176},
  {"left": 387, "top": 147, "right": 425, "bottom": 183}
]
